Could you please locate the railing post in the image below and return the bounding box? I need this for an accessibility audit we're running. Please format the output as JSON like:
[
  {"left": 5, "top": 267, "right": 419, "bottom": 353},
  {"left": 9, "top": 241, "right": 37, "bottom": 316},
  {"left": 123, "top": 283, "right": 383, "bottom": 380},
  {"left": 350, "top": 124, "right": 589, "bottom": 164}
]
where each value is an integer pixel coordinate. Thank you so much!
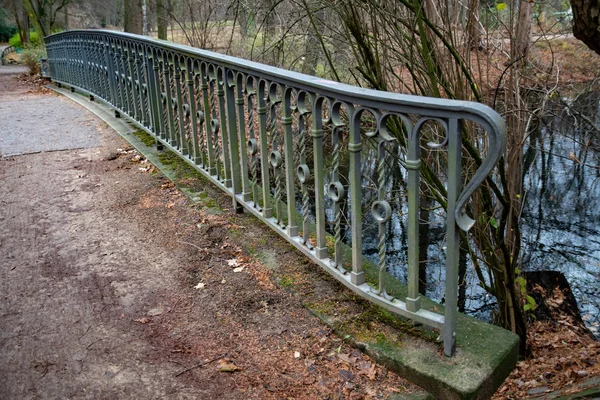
[
  {"left": 224, "top": 69, "right": 243, "bottom": 211},
  {"left": 234, "top": 74, "right": 251, "bottom": 202},
  {"left": 349, "top": 110, "right": 365, "bottom": 285},
  {"left": 406, "top": 124, "right": 422, "bottom": 313},
  {"left": 311, "top": 96, "right": 327, "bottom": 260},
  {"left": 186, "top": 60, "right": 201, "bottom": 162},
  {"left": 257, "top": 81, "right": 272, "bottom": 218},
  {"left": 163, "top": 53, "right": 177, "bottom": 147},
  {"left": 200, "top": 66, "right": 217, "bottom": 175},
  {"left": 106, "top": 39, "right": 118, "bottom": 111},
  {"left": 146, "top": 48, "right": 163, "bottom": 149},
  {"left": 173, "top": 57, "right": 188, "bottom": 155},
  {"left": 282, "top": 88, "right": 298, "bottom": 237},
  {"left": 444, "top": 118, "right": 461, "bottom": 357},
  {"left": 216, "top": 69, "right": 232, "bottom": 188}
]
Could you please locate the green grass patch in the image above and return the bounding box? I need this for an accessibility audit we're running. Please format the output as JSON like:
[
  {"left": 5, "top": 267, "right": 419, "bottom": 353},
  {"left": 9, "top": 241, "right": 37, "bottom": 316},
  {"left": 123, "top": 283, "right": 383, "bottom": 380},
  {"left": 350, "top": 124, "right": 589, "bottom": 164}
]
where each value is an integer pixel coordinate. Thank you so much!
[{"left": 133, "top": 130, "right": 157, "bottom": 147}]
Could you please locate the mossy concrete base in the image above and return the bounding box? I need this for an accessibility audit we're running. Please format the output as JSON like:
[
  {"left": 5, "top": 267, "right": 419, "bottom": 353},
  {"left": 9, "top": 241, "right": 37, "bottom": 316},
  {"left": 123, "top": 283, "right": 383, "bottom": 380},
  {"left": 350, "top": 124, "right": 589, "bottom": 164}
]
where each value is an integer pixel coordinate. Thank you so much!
[
  {"left": 308, "top": 305, "right": 518, "bottom": 400},
  {"left": 51, "top": 84, "right": 519, "bottom": 400}
]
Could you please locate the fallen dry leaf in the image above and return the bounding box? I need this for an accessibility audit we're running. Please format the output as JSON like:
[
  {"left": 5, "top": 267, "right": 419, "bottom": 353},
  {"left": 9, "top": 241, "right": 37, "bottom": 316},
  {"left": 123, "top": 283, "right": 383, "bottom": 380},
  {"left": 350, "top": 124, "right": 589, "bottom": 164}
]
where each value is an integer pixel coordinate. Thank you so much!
[
  {"left": 227, "top": 259, "right": 240, "bottom": 267},
  {"left": 218, "top": 360, "right": 240, "bottom": 372}
]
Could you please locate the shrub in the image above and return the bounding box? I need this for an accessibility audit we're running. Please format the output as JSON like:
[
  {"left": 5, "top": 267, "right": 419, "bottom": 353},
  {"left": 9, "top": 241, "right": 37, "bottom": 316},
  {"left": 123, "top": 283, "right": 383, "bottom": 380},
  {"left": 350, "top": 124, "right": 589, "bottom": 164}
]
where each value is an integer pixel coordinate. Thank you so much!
[
  {"left": 21, "top": 45, "right": 46, "bottom": 75},
  {"left": 8, "top": 31, "right": 40, "bottom": 49}
]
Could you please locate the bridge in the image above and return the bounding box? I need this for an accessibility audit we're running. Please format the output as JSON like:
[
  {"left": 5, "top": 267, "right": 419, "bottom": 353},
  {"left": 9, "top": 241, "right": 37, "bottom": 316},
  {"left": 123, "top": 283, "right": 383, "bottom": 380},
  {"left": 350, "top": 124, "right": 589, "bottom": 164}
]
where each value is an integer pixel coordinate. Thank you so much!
[{"left": 1, "top": 31, "right": 519, "bottom": 399}]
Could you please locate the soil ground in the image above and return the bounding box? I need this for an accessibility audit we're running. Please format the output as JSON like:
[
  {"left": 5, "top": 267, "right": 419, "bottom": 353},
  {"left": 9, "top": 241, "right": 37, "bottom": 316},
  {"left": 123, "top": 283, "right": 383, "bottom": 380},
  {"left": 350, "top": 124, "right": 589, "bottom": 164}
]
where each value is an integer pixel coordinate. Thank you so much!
[{"left": 0, "top": 65, "right": 422, "bottom": 398}]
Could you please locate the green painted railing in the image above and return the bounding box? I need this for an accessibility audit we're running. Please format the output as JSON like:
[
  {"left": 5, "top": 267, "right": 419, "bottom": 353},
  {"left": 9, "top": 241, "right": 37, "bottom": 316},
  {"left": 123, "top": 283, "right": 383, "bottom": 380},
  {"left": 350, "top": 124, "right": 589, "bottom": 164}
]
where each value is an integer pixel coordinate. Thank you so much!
[{"left": 45, "top": 29, "right": 507, "bottom": 356}]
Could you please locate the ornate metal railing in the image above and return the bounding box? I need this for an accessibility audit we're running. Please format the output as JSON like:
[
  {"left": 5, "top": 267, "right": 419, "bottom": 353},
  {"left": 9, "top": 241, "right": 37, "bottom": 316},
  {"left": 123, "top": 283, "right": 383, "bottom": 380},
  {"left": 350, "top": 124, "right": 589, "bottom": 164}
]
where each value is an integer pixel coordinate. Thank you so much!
[
  {"left": 45, "top": 30, "right": 506, "bottom": 356},
  {"left": 1, "top": 45, "right": 15, "bottom": 65}
]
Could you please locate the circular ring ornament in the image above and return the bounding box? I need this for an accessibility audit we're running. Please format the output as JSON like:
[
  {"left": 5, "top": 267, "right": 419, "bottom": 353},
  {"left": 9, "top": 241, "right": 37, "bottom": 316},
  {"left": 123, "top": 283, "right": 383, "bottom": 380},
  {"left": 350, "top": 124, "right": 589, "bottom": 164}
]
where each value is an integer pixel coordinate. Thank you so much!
[
  {"left": 269, "top": 150, "right": 282, "bottom": 168},
  {"left": 297, "top": 164, "right": 310, "bottom": 183},
  {"left": 247, "top": 138, "right": 258, "bottom": 155},
  {"left": 328, "top": 182, "right": 345, "bottom": 203},
  {"left": 371, "top": 200, "right": 392, "bottom": 223}
]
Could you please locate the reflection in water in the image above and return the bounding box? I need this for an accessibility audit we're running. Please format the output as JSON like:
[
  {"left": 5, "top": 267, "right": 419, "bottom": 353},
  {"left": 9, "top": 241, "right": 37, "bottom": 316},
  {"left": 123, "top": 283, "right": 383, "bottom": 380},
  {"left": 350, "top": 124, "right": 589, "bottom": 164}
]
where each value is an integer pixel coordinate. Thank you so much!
[
  {"left": 521, "top": 91, "right": 600, "bottom": 336},
  {"left": 361, "top": 91, "right": 600, "bottom": 336}
]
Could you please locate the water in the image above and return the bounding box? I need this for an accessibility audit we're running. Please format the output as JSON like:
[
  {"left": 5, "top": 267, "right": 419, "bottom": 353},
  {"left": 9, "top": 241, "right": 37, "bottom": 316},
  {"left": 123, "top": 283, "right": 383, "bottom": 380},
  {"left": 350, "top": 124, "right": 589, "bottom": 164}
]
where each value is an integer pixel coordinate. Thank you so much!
[
  {"left": 360, "top": 91, "right": 600, "bottom": 335},
  {"left": 520, "top": 92, "right": 600, "bottom": 335}
]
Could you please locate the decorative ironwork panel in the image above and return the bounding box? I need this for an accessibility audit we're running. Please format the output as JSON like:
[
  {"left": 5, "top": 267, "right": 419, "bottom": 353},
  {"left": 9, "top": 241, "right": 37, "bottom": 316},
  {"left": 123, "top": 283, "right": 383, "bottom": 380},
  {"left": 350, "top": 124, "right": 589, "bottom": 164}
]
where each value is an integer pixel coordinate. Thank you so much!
[{"left": 45, "top": 30, "right": 507, "bottom": 357}]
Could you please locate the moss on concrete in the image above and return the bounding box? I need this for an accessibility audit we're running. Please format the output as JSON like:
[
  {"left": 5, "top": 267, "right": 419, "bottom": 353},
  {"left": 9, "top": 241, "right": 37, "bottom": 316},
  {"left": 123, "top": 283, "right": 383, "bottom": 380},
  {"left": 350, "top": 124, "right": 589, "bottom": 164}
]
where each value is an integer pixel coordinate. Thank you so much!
[{"left": 132, "top": 130, "right": 157, "bottom": 147}]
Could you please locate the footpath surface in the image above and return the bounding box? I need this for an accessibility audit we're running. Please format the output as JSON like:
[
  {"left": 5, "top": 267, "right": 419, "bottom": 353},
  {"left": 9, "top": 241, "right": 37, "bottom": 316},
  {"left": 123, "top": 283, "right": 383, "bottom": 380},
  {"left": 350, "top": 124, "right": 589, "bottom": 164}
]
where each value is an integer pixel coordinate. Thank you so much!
[{"left": 0, "top": 66, "right": 425, "bottom": 398}]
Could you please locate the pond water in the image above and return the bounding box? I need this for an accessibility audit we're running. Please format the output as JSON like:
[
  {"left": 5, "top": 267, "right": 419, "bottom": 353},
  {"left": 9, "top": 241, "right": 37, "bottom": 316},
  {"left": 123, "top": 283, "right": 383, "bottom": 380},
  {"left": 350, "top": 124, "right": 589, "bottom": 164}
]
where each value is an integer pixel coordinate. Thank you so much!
[{"left": 360, "top": 91, "right": 600, "bottom": 336}]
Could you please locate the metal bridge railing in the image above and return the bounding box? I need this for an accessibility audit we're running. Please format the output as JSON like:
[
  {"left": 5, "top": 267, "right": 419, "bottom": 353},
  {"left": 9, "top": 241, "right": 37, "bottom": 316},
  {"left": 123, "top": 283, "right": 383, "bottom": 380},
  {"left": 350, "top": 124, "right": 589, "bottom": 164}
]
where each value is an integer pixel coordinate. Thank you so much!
[
  {"left": 45, "top": 30, "right": 506, "bottom": 356},
  {"left": 1, "top": 45, "right": 15, "bottom": 65}
]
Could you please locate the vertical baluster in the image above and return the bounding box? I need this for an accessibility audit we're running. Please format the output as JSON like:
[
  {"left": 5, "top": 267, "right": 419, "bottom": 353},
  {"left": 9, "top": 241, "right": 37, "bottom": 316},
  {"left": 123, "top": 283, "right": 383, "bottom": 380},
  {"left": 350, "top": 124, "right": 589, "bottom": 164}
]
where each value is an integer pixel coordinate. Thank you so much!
[
  {"left": 245, "top": 78, "right": 260, "bottom": 208},
  {"left": 152, "top": 50, "right": 166, "bottom": 139},
  {"left": 163, "top": 53, "right": 177, "bottom": 146},
  {"left": 217, "top": 69, "right": 232, "bottom": 188},
  {"left": 311, "top": 96, "right": 327, "bottom": 259},
  {"left": 115, "top": 42, "right": 126, "bottom": 115},
  {"left": 186, "top": 60, "right": 201, "bottom": 162},
  {"left": 282, "top": 87, "right": 298, "bottom": 236},
  {"left": 406, "top": 122, "right": 422, "bottom": 313},
  {"left": 127, "top": 43, "right": 139, "bottom": 120},
  {"left": 329, "top": 103, "right": 350, "bottom": 271},
  {"left": 133, "top": 46, "right": 144, "bottom": 125},
  {"left": 267, "top": 86, "right": 284, "bottom": 225},
  {"left": 120, "top": 42, "right": 131, "bottom": 116},
  {"left": 141, "top": 45, "right": 153, "bottom": 130},
  {"left": 297, "top": 93, "right": 312, "bottom": 248},
  {"left": 225, "top": 69, "right": 242, "bottom": 210},
  {"left": 209, "top": 76, "right": 222, "bottom": 179},
  {"left": 158, "top": 55, "right": 169, "bottom": 139},
  {"left": 107, "top": 40, "right": 118, "bottom": 110},
  {"left": 193, "top": 72, "right": 206, "bottom": 166},
  {"left": 444, "top": 118, "right": 461, "bottom": 357},
  {"left": 349, "top": 110, "right": 365, "bottom": 285},
  {"left": 257, "top": 80, "right": 272, "bottom": 218},
  {"left": 234, "top": 73, "right": 251, "bottom": 202},
  {"left": 146, "top": 47, "right": 160, "bottom": 139},
  {"left": 372, "top": 140, "right": 393, "bottom": 296},
  {"left": 173, "top": 57, "right": 187, "bottom": 154},
  {"left": 200, "top": 65, "right": 216, "bottom": 175}
]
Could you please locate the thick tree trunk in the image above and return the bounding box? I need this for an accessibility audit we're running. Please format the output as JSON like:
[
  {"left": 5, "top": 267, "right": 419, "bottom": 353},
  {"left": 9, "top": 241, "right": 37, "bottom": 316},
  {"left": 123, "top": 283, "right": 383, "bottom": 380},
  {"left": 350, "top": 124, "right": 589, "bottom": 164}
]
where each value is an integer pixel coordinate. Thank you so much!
[
  {"left": 156, "top": 0, "right": 167, "bottom": 39},
  {"left": 22, "top": 10, "right": 30, "bottom": 45},
  {"left": 124, "top": 0, "right": 143, "bottom": 35},
  {"left": 513, "top": 1, "right": 533, "bottom": 64},
  {"left": 572, "top": 0, "right": 600, "bottom": 55}
]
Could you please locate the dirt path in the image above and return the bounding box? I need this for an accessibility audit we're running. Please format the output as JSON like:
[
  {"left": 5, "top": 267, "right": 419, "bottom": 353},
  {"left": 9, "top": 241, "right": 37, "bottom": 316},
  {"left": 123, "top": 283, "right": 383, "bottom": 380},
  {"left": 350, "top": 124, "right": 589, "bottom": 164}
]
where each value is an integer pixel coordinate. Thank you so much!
[{"left": 0, "top": 70, "right": 421, "bottom": 398}]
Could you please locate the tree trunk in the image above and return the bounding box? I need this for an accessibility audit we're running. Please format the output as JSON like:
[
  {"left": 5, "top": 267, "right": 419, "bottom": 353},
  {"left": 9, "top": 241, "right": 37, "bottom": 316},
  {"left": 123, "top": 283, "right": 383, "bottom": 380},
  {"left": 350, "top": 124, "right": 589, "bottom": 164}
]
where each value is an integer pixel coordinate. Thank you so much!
[
  {"left": 513, "top": 0, "right": 533, "bottom": 64},
  {"left": 22, "top": 9, "right": 30, "bottom": 45},
  {"left": 237, "top": 1, "right": 248, "bottom": 38},
  {"left": 302, "top": 5, "right": 324, "bottom": 75},
  {"left": 124, "top": 0, "right": 143, "bottom": 35},
  {"left": 466, "top": 0, "right": 481, "bottom": 50},
  {"left": 156, "top": 0, "right": 167, "bottom": 39},
  {"left": 571, "top": 0, "right": 600, "bottom": 55}
]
